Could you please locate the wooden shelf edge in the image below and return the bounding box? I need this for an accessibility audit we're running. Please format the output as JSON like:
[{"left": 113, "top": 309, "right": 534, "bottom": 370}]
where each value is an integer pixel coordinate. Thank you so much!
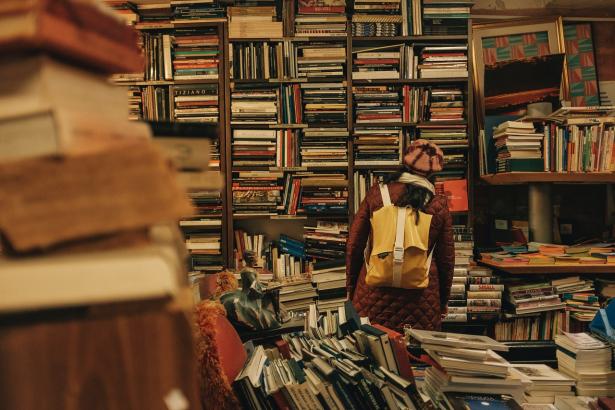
[
  {"left": 480, "top": 172, "right": 615, "bottom": 185},
  {"left": 479, "top": 260, "right": 615, "bottom": 274}
]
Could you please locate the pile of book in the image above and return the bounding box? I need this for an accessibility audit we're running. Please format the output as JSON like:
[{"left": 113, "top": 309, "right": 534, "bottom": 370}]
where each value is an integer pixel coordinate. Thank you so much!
[
  {"left": 506, "top": 281, "right": 565, "bottom": 316},
  {"left": 296, "top": 43, "right": 346, "bottom": 79},
  {"left": 481, "top": 241, "right": 615, "bottom": 266},
  {"left": 172, "top": 0, "right": 226, "bottom": 23},
  {"left": 353, "top": 128, "right": 403, "bottom": 165},
  {"left": 301, "top": 83, "right": 347, "bottom": 125},
  {"left": 352, "top": 170, "right": 396, "bottom": 212},
  {"left": 407, "top": 329, "right": 527, "bottom": 408},
  {"left": 228, "top": 6, "right": 283, "bottom": 39},
  {"left": 300, "top": 128, "right": 349, "bottom": 167},
  {"left": 300, "top": 173, "right": 349, "bottom": 216},
  {"left": 172, "top": 29, "right": 220, "bottom": 80},
  {"left": 352, "top": 45, "right": 401, "bottom": 80},
  {"left": 172, "top": 84, "right": 219, "bottom": 123},
  {"left": 295, "top": 0, "right": 348, "bottom": 37},
  {"left": 443, "top": 229, "right": 473, "bottom": 323},
  {"left": 422, "top": 0, "right": 472, "bottom": 35},
  {"left": 354, "top": 86, "right": 402, "bottom": 124},
  {"left": 493, "top": 121, "right": 544, "bottom": 173},
  {"left": 231, "top": 86, "right": 278, "bottom": 125},
  {"left": 310, "top": 259, "right": 347, "bottom": 312},
  {"left": 231, "top": 41, "right": 286, "bottom": 80},
  {"left": 281, "top": 84, "right": 304, "bottom": 124},
  {"left": 427, "top": 88, "right": 465, "bottom": 121},
  {"left": 553, "top": 276, "right": 599, "bottom": 330},
  {"left": 555, "top": 332, "right": 615, "bottom": 397},
  {"left": 352, "top": 0, "right": 402, "bottom": 36},
  {"left": 418, "top": 45, "right": 468, "bottom": 78},
  {"left": 233, "top": 229, "right": 267, "bottom": 267},
  {"left": 279, "top": 279, "right": 318, "bottom": 313},
  {"left": 508, "top": 363, "right": 575, "bottom": 405},
  {"left": 465, "top": 266, "right": 503, "bottom": 321},
  {"left": 232, "top": 129, "right": 276, "bottom": 167},
  {"left": 232, "top": 171, "right": 283, "bottom": 216},
  {"left": 136, "top": 3, "right": 172, "bottom": 28},
  {"left": 419, "top": 124, "right": 468, "bottom": 179},
  {"left": 304, "top": 220, "right": 348, "bottom": 261}
]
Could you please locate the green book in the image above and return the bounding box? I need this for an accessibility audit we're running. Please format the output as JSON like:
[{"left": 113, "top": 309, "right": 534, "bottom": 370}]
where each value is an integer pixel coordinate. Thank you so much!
[{"left": 498, "top": 158, "right": 544, "bottom": 172}]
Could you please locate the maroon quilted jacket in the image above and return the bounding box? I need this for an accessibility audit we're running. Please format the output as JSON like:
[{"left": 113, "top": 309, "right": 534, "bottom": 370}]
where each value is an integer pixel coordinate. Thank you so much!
[{"left": 346, "top": 181, "right": 455, "bottom": 332}]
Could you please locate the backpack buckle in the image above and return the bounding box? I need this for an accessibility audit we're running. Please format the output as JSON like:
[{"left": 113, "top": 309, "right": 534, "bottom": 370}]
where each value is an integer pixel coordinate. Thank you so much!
[{"left": 393, "top": 246, "right": 404, "bottom": 263}]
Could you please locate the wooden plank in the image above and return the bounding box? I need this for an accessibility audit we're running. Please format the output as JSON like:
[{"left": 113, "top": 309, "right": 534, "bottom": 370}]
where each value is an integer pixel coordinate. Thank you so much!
[
  {"left": 480, "top": 260, "right": 615, "bottom": 274},
  {"left": 481, "top": 172, "right": 615, "bottom": 185}
]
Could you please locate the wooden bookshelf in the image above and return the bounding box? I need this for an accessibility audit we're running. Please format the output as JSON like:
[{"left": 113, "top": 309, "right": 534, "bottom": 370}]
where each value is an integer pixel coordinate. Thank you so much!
[
  {"left": 481, "top": 172, "right": 615, "bottom": 185},
  {"left": 352, "top": 78, "right": 468, "bottom": 85},
  {"left": 479, "top": 260, "right": 615, "bottom": 274}
]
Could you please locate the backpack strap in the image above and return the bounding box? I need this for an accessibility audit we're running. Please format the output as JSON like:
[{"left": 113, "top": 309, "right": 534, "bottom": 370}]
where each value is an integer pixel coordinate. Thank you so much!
[
  {"left": 379, "top": 183, "right": 392, "bottom": 207},
  {"left": 392, "top": 207, "right": 406, "bottom": 288}
]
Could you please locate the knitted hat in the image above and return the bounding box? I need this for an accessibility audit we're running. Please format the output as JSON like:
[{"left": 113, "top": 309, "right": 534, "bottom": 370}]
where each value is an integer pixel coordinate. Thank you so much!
[{"left": 403, "top": 139, "right": 444, "bottom": 176}]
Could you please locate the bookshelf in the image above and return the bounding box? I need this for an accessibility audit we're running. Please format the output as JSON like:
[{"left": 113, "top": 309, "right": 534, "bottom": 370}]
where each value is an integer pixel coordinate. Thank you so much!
[
  {"left": 481, "top": 172, "right": 615, "bottom": 185},
  {"left": 108, "top": 1, "right": 475, "bottom": 279},
  {"left": 479, "top": 260, "right": 615, "bottom": 275}
]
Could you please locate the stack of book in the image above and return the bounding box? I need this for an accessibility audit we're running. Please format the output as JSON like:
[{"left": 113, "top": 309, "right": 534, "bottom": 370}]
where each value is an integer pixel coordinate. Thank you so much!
[
  {"left": 279, "top": 279, "right": 318, "bottom": 312},
  {"left": 427, "top": 88, "right": 465, "bottom": 121},
  {"left": 232, "top": 171, "right": 284, "bottom": 216},
  {"left": 300, "top": 128, "right": 349, "bottom": 167},
  {"left": 493, "top": 121, "right": 544, "bottom": 173},
  {"left": 137, "top": 3, "right": 172, "bottom": 28},
  {"left": 422, "top": 0, "right": 472, "bottom": 35},
  {"left": 555, "top": 332, "right": 615, "bottom": 397},
  {"left": 295, "top": 0, "right": 348, "bottom": 37},
  {"left": 352, "top": 0, "right": 402, "bottom": 36},
  {"left": 419, "top": 123, "right": 468, "bottom": 148},
  {"left": 172, "top": 84, "right": 219, "bottom": 123},
  {"left": 352, "top": 45, "right": 401, "bottom": 80},
  {"left": 506, "top": 282, "right": 565, "bottom": 316},
  {"left": 231, "top": 86, "right": 278, "bottom": 125},
  {"left": 172, "top": 29, "right": 220, "bottom": 80},
  {"left": 352, "top": 170, "right": 396, "bottom": 212},
  {"left": 310, "top": 259, "right": 347, "bottom": 311},
  {"left": 466, "top": 266, "right": 503, "bottom": 321},
  {"left": 509, "top": 364, "right": 575, "bottom": 405},
  {"left": 304, "top": 220, "right": 348, "bottom": 261},
  {"left": 300, "top": 173, "right": 349, "bottom": 216},
  {"left": 231, "top": 41, "right": 285, "bottom": 80},
  {"left": 281, "top": 84, "right": 303, "bottom": 124},
  {"left": 443, "top": 227, "right": 472, "bottom": 323},
  {"left": 552, "top": 276, "right": 599, "bottom": 331},
  {"left": 232, "top": 129, "right": 277, "bottom": 167},
  {"left": 296, "top": 43, "right": 346, "bottom": 79},
  {"left": 418, "top": 45, "right": 468, "bottom": 78},
  {"left": 127, "top": 86, "right": 143, "bottom": 120},
  {"left": 353, "top": 128, "right": 403, "bottom": 165},
  {"left": 172, "top": 0, "right": 226, "bottom": 23},
  {"left": 301, "top": 83, "right": 347, "bottom": 125},
  {"left": 407, "top": 329, "right": 526, "bottom": 407},
  {"left": 354, "top": 86, "right": 402, "bottom": 124},
  {"left": 228, "top": 6, "right": 283, "bottom": 39}
]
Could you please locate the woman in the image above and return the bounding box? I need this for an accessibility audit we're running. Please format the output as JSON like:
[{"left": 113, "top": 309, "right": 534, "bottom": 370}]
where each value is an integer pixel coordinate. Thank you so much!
[{"left": 346, "top": 139, "right": 455, "bottom": 332}]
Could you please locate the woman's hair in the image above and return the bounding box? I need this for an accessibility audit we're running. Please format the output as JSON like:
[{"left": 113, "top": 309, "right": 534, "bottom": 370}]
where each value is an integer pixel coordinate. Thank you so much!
[{"left": 383, "top": 166, "right": 436, "bottom": 223}]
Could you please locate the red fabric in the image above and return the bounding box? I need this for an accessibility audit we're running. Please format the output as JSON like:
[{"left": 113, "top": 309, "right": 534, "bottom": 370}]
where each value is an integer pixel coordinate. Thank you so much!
[
  {"left": 346, "top": 182, "right": 455, "bottom": 333},
  {"left": 214, "top": 315, "right": 247, "bottom": 382}
]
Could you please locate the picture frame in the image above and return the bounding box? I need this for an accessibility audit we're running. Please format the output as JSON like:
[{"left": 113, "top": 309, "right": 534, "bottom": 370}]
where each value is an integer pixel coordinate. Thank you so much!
[{"left": 472, "top": 17, "right": 568, "bottom": 128}]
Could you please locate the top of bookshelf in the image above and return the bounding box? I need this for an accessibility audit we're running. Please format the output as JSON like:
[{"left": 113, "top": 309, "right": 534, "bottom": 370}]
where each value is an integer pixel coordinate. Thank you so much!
[
  {"left": 479, "top": 259, "right": 615, "bottom": 274},
  {"left": 481, "top": 172, "right": 615, "bottom": 185},
  {"left": 227, "top": 35, "right": 468, "bottom": 42}
]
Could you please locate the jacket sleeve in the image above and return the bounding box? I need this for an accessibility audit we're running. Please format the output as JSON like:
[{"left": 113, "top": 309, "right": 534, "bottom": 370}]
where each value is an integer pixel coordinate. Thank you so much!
[
  {"left": 434, "top": 199, "right": 455, "bottom": 309},
  {"left": 346, "top": 191, "right": 372, "bottom": 299}
]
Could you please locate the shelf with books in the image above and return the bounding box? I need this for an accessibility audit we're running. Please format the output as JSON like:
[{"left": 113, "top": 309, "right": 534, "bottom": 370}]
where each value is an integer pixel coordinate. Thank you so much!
[
  {"left": 232, "top": 78, "right": 349, "bottom": 84},
  {"left": 228, "top": 37, "right": 349, "bottom": 43},
  {"left": 352, "top": 35, "right": 468, "bottom": 41},
  {"left": 480, "top": 172, "right": 615, "bottom": 185},
  {"left": 352, "top": 78, "right": 468, "bottom": 85},
  {"left": 479, "top": 260, "right": 615, "bottom": 275}
]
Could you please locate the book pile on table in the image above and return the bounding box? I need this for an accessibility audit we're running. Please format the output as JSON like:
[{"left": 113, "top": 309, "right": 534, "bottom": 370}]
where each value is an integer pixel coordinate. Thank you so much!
[
  {"left": 172, "top": 0, "right": 226, "bottom": 23},
  {"left": 354, "top": 86, "right": 402, "bottom": 124},
  {"left": 352, "top": 44, "right": 401, "bottom": 80},
  {"left": 310, "top": 259, "right": 347, "bottom": 312},
  {"left": 493, "top": 121, "right": 544, "bottom": 173},
  {"left": 300, "top": 128, "right": 349, "bottom": 167},
  {"left": 418, "top": 46, "right": 468, "bottom": 78},
  {"left": 304, "top": 221, "right": 348, "bottom": 261},
  {"left": 296, "top": 43, "right": 347, "bottom": 79},
  {"left": 422, "top": 0, "right": 472, "bottom": 35},
  {"left": 555, "top": 332, "right": 615, "bottom": 397},
  {"left": 232, "top": 171, "right": 284, "bottom": 216},
  {"left": 552, "top": 276, "right": 600, "bottom": 331},
  {"left": 172, "top": 84, "right": 219, "bottom": 123},
  {"left": 295, "top": 0, "right": 348, "bottom": 37},
  {"left": 406, "top": 329, "right": 527, "bottom": 408},
  {"left": 301, "top": 83, "right": 347, "bottom": 126},
  {"left": 509, "top": 363, "right": 575, "bottom": 405},
  {"left": 231, "top": 86, "right": 278, "bottom": 125},
  {"left": 172, "top": 29, "right": 220, "bottom": 80},
  {"left": 228, "top": 6, "right": 283, "bottom": 38},
  {"left": 353, "top": 128, "right": 403, "bottom": 166},
  {"left": 352, "top": 0, "right": 402, "bottom": 36}
]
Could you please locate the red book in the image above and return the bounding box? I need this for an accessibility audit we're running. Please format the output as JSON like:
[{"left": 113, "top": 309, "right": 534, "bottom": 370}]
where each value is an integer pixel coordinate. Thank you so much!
[
  {"left": 275, "top": 340, "right": 292, "bottom": 359},
  {"left": 438, "top": 179, "right": 468, "bottom": 212},
  {"left": 298, "top": 6, "right": 346, "bottom": 13},
  {"left": 372, "top": 324, "right": 414, "bottom": 381}
]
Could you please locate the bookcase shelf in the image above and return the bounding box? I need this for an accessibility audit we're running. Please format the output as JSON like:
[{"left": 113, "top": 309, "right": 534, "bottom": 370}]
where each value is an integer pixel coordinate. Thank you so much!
[
  {"left": 230, "top": 123, "right": 309, "bottom": 129},
  {"left": 353, "top": 120, "right": 468, "bottom": 127},
  {"left": 229, "top": 36, "right": 347, "bottom": 42},
  {"left": 479, "top": 260, "right": 615, "bottom": 274},
  {"left": 231, "top": 78, "right": 347, "bottom": 85},
  {"left": 352, "top": 35, "right": 468, "bottom": 42},
  {"left": 480, "top": 172, "right": 615, "bottom": 185},
  {"left": 352, "top": 78, "right": 469, "bottom": 85},
  {"left": 232, "top": 166, "right": 348, "bottom": 172},
  {"left": 115, "top": 79, "right": 220, "bottom": 86}
]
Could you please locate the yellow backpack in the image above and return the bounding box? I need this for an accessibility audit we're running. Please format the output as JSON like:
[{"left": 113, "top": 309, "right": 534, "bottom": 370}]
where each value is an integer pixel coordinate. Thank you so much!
[{"left": 364, "top": 184, "right": 434, "bottom": 289}]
